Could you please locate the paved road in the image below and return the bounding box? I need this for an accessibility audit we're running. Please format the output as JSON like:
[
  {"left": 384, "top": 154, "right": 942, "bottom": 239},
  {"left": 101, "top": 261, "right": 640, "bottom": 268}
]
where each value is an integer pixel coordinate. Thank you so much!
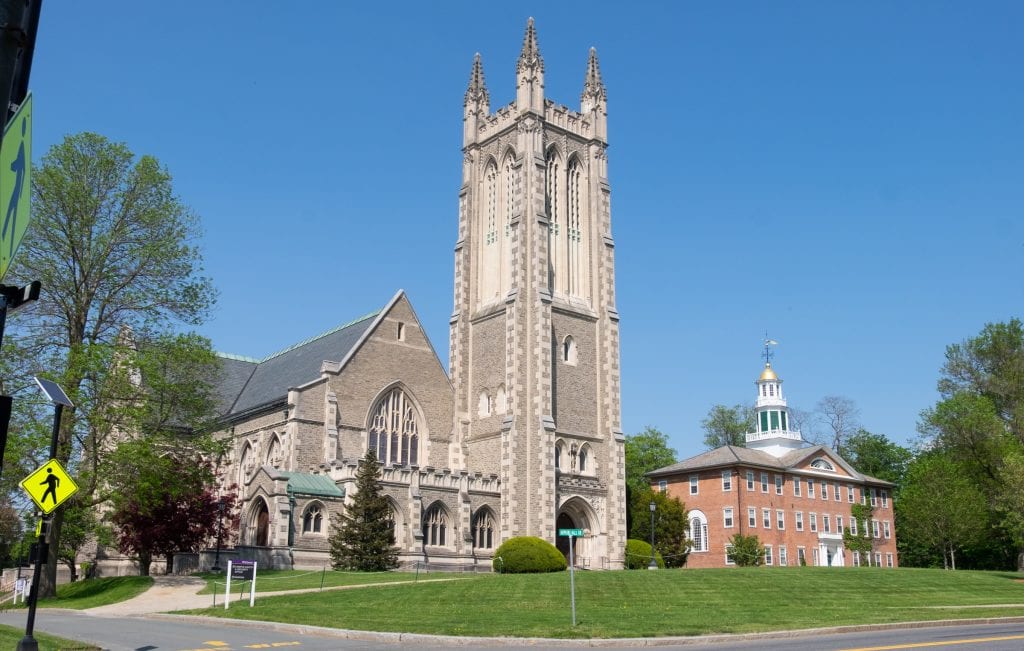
[{"left": 1, "top": 612, "right": 1022, "bottom": 651}]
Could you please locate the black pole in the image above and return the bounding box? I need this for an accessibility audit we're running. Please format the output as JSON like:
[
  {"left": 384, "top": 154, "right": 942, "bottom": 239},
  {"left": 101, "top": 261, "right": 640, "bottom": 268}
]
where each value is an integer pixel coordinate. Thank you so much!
[
  {"left": 0, "top": 0, "right": 28, "bottom": 128},
  {"left": 18, "top": 401, "right": 61, "bottom": 651},
  {"left": 647, "top": 501, "right": 657, "bottom": 570},
  {"left": 211, "top": 500, "right": 224, "bottom": 572},
  {"left": 7, "top": 0, "right": 39, "bottom": 122}
]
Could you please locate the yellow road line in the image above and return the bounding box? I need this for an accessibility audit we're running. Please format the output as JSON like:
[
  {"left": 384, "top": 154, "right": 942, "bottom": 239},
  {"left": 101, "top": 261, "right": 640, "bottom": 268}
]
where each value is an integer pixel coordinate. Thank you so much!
[{"left": 841, "top": 633, "right": 1024, "bottom": 651}]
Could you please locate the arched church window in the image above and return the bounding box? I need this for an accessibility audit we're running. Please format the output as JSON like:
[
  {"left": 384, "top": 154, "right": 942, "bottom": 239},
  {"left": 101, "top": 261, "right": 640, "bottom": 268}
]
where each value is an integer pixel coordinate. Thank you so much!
[
  {"left": 555, "top": 441, "right": 564, "bottom": 470},
  {"left": 266, "top": 435, "right": 283, "bottom": 469},
  {"left": 566, "top": 158, "right": 584, "bottom": 297},
  {"left": 546, "top": 149, "right": 563, "bottom": 294},
  {"left": 239, "top": 442, "right": 254, "bottom": 483},
  {"left": 472, "top": 508, "right": 495, "bottom": 549},
  {"left": 423, "top": 504, "right": 448, "bottom": 547},
  {"left": 478, "top": 390, "right": 491, "bottom": 417},
  {"left": 367, "top": 387, "right": 420, "bottom": 466},
  {"left": 578, "top": 444, "right": 590, "bottom": 474},
  {"left": 302, "top": 504, "right": 324, "bottom": 534},
  {"left": 496, "top": 385, "right": 507, "bottom": 414},
  {"left": 563, "top": 336, "right": 577, "bottom": 365}
]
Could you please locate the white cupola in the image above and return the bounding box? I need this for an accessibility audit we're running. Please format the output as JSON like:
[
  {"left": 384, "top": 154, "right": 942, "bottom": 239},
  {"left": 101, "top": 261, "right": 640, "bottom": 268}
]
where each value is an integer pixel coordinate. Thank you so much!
[{"left": 745, "top": 342, "right": 804, "bottom": 457}]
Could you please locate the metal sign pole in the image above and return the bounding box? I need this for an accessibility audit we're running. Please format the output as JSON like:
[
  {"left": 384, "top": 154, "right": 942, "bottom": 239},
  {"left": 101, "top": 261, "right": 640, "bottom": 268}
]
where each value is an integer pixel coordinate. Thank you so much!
[
  {"left": 224, "top": 560, "right": 232, "bottom": 610},
  {"left": 249, "top": 561, "right": 257, "bottom": 607},
  {"left": 569, "top": 534, "right": 576, "bottom": 627}
]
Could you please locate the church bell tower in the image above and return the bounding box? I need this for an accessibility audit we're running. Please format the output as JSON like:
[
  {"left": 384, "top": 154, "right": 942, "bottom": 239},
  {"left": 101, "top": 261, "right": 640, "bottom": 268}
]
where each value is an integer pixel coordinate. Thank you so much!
[{"left": 450, "top": 19, "right": 625, "bottom": 569}]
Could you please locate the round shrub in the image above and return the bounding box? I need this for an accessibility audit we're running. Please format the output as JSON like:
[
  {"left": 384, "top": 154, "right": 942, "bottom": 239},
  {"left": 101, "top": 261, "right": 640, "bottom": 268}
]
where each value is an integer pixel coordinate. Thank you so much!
[
  {"left": 492, "top": 536, "right": 567, "bottom": 573},
  {"left": 625, "top": 539, "right": 665, "bottom": 569}
]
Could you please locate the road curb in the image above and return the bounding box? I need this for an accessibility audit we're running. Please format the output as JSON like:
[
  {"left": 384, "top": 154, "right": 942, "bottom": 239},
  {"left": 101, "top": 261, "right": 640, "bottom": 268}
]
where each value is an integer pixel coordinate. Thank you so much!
[{"left": 142, "top": 614, "right": 1024, "bottom": 647}]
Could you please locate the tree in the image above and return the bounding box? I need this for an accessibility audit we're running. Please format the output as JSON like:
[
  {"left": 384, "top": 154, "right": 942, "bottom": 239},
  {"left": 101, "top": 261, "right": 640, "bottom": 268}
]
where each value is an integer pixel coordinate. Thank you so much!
[
  {"left": 628, "top": 488, "right": 689, "bottom": 568},
  {"left": 843, "top": 429, "right": 912, "bottom": 486},
  {"left": 728, "top": 533, "right": 764, "bottom": 567},
  {"left": 816, "top": 395, "right": 860, "bottom": 453},
  {"left": 700, "top": 404, "right": 752, "bottom": 449},
  {"left": 6, "top": 132, "right": 215, "bottom": 595},
  {"left": 107, "top": 438, "right": 234, "bottom": 575},
  {"left": 57, "top": 498, "right": 103, "bottom": 582},
  {"left": 844, "top": 502, "right": 874, "bottom": 566},
  {"left": 329, "top": 449, "right": 398, "bottom": 571},
  {"left": 624, "top": 426, "right": 677, "bottom": 495},
  {"left": 896, "top": 453, "right": 987, "bottom": 570},
  {"left": 994, "top": 449, "right": 1024, "bottom": 570}
]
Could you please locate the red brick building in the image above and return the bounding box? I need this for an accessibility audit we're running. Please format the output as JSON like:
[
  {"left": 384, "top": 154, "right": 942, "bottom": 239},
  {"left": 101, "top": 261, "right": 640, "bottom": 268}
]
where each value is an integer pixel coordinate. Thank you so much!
[{"left": 648, "top": 361, "right": 898, "bottom": 568}]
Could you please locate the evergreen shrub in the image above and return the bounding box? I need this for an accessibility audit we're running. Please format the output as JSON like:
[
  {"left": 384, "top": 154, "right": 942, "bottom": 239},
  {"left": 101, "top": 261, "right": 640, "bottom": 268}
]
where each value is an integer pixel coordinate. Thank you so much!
[
  {"left": 625, "top": 539, "right": 665, "bottom": 569},
  {"left": 492, "top": 536, "right": 567, "bottom": 573}
]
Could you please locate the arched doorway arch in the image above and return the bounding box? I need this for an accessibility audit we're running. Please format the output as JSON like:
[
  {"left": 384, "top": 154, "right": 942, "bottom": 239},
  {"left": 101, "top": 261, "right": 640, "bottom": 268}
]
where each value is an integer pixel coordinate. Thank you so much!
[
  {"left": 556, "top": 496, "right": 599, "bottom": 567},
  {"left": 249, "top": 498, "right": 271, "bottom": 547}
]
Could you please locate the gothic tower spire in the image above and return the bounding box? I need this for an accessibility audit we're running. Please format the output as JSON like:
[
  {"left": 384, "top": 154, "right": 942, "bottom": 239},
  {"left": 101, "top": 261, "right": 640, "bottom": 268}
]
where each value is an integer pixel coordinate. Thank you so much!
[
  {"left": 515, "top": 17, "right": 545, "bottom": 113},
  {"left": 580, "top": 47, "right": 607, "bottom": 140},
  {"left": 463, "top": 53, "right": 490, "bottom": 147}
]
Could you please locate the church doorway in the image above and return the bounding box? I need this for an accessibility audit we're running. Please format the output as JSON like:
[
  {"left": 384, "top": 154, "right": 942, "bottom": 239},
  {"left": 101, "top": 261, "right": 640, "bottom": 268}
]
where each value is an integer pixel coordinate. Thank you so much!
[
  {"left": 253, "top": 500, "right": 270, "bottom": 546},
  {"left": 555, "top": 513, "right": 578, "bottom": 561}
]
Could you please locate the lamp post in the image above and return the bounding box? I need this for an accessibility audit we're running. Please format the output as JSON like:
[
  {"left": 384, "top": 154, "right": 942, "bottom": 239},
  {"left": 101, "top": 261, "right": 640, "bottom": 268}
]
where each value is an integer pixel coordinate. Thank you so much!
[
  {"left": 211, "top": 499, "right": 225, "bottom": 572},
  {"left": 647, "top": 501, "right": 658, "bottom": 570}
]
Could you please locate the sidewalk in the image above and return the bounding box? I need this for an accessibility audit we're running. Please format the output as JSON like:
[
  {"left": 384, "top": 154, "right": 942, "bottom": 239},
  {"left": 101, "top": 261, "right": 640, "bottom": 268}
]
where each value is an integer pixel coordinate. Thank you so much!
[{"left": 81, "top": 574, "right": 462, "bottom": 617}]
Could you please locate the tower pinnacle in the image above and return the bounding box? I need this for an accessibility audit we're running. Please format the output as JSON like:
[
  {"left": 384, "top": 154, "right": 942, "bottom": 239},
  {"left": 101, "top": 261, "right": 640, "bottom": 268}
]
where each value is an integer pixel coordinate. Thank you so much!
[
  {"left": 464, "top": 52, "right": 489, "bottom": 107},
  {"left": 581, "top": 47, "right": 606, "bottom": 103},
  {"left": 517, "top": 17, "right": 544, "bottom": 73}
]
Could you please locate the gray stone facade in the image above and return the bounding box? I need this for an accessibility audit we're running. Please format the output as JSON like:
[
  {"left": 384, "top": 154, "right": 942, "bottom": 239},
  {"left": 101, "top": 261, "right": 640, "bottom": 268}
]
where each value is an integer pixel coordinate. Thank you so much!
[{"left": 208, "top": 20, "right": 625, "bottom": 572}]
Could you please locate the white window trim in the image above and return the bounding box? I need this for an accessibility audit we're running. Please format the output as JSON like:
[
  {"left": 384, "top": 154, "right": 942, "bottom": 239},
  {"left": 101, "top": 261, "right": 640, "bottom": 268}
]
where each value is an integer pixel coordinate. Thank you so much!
[
  {"left": 776, "top": 509, "right": 785, "bottom": 530},
  {"left": 795, "top": 511, "right": 804, "bottom": 532},
  {"left": 722, "top": 470, "right": 732, "bottom": 492},
  {"left": 690, "top": 474, "right": 699, "bottom": 496}
]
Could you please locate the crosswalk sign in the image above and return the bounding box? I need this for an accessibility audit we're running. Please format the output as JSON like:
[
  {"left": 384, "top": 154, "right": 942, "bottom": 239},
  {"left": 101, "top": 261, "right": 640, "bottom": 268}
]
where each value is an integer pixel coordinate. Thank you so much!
[
  {"left": 0, "top": 92, "right": 32, "bottom": 281},
  {"left": 21, "top": 458, "right": 78, "bottom": 514}
]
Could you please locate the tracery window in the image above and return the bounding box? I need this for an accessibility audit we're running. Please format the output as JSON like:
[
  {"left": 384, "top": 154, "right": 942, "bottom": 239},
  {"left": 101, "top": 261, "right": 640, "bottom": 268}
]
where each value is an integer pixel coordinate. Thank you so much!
[
  {"left": 471, "top": 508, "right": 495, "bottom": 549},
  {"left": 367, "top": 388, "right": 420, "bottom": 466},
  {"left": 238, "top": 442, "right": 254, "bottom": 483},
  {"left": 545, "top": 150, "right": 561, "bottom": 291},
  {"left": 566, "top": 158, "right": 583, "bottom": 297},
  {"left": 423, "top": 504, "right": 448, "bottom": 546},
  {"left": 578, "top": 444, "right": 590, "bottom": 474},
  {"left": 810, "top": 458, "right": 835, "bottom": 472},
  {"left": 302, "top": 504, "right": 323, "bottom": 534}
]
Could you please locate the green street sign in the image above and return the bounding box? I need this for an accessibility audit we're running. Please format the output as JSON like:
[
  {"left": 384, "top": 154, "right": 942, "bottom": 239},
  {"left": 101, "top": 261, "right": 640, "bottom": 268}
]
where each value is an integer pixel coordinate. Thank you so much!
[
  {"left": 559, "top": 528, "right": 584, "bottom": 537},
  {"left": 0, "top": 92, "right": 32, "bottom": 281}
]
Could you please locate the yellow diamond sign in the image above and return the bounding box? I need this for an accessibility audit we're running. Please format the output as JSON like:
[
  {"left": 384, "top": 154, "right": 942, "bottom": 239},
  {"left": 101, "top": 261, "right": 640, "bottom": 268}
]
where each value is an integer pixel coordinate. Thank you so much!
[
  {"left": 21, "top": 459, "right": 78, "bottom": 514},
  {"left": 0, "top": 92, "right": 32, "bottom": 281}
]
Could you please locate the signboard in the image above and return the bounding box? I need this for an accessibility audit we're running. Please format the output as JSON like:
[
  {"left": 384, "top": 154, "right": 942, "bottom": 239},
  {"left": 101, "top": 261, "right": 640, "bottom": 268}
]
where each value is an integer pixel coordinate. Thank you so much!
[
  {"left": 0, "top": 92, "right": 32, "bottom": 281},
  {"left": 230, "top": 560, "right": 255, "bottom": 581},
  {"left": 20, "top": 459, "right": 79, "bottom": 514},
  {"left": 559, "top": 528, "right": 584, "bottom": 537}
]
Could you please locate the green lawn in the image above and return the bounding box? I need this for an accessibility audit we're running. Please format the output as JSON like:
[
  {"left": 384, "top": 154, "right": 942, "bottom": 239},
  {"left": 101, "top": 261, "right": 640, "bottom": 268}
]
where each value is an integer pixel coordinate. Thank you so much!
[
  {"left": 0, "top": 623, "right": 99, "bottom": 650},
  {"left": 31, "top": 576, "right": 153, "bottom": 610},
  {"left": 179, "top": 567, "right": 1024, "bottom": 638},
  {"left": 195, "top": 568, "right": 467, "bottom": 594}
]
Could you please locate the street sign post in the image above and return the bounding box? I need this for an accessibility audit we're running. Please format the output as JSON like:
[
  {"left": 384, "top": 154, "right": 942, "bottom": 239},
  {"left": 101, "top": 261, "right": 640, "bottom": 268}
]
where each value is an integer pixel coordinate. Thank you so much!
[
  {"left": 20, "top": 459, "right": 77, "bottom": 515},
  {"left": 559, "top": 528, "right": 583, "bottom": 626},
  {"left": 0, "top": 92, "right": 31, "bottom": 281}
]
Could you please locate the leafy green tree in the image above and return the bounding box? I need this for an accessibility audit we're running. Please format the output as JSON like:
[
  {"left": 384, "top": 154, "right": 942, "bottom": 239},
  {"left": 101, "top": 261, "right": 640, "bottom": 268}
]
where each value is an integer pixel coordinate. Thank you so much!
[
  {"left": 728, "top": 533, "right": 764, "bottom": 567},
  {"left": 897, "top": 453, "right": 987, "bottom": 570},
  {"left": 629, "top": 488, "right": 689, "bottom": 568},
  {"left": 994, "top": 449, "right": 1024, "bottom": 570},
  {"left": 700, "top": 404, "right": 752, "bottom": 449},
  {"left": 5, "top": 132, "right": 215, "bottom": 596},
  {"left": 330, "top": 449, "right": 398, "bottom": 571},
  {"left": 624, "top": 426, "right": 677, "bottom": 495},
  {"left": 843, "top": 429, "right": 913, "bottom": 486}
]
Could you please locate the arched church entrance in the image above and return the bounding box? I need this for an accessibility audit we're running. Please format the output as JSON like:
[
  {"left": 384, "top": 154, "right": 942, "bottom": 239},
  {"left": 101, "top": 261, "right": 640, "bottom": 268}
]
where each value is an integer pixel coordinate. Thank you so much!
[
  {"left": 555, "top": 513, "right": 577, "bottom": 560},
  {"left": 252, "top": 499, "right": 270, "bottom": 546},
  {"left": 556, "top": 497, "right": 599, "bottom": 568}
]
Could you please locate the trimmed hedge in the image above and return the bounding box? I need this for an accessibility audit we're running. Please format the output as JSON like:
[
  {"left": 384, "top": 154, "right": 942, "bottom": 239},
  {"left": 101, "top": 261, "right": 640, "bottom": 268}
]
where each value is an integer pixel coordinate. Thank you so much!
[
  {"left": 625, "top": 539, "right": 665, "bottom": 569},
  {"left": 493, "top": 536, "right": 567, "bottom": 573}
]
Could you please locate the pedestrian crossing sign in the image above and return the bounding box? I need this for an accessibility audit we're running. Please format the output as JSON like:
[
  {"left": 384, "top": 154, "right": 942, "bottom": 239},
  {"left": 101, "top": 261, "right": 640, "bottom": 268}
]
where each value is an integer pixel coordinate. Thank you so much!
[{"left": 21, "top": 459, "right": 78, "bottom": 514}]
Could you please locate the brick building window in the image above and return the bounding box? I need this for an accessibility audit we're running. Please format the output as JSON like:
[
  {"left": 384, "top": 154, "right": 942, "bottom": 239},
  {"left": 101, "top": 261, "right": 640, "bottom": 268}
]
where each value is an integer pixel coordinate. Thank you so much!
[
  {"left": 722, "top": 470, "right": 732, "bottom": 492},
  {"left": 368, "top": 387, "right": 420, "bottom": 466}
]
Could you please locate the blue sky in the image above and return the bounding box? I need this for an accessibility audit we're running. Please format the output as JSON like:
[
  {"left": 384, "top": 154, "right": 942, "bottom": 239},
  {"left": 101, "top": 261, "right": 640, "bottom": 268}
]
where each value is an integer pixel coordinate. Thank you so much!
[{"left": 26, "top": 2, "right": 1023, "bottom": 461}]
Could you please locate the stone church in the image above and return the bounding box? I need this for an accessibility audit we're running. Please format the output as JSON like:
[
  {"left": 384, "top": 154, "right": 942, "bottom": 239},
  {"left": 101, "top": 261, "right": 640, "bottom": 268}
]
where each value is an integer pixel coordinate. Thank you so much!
[{"left": 210, "top": 19, "right": 627, "bottom": 571}]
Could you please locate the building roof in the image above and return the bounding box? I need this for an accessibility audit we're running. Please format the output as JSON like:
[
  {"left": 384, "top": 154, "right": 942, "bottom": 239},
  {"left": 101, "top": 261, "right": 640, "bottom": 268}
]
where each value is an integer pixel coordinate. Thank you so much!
[
  {"left": 759, "top": 363, "right": 778, "bottom": 381},
  {"left": 279, "top": 471, "right": 345, "bottom": 498},
  {"left": 647, "top": 443, "right": 895, "bottom": 487},
  {"left": 214, "top": 309, "right": 381, "bottom": 418}
]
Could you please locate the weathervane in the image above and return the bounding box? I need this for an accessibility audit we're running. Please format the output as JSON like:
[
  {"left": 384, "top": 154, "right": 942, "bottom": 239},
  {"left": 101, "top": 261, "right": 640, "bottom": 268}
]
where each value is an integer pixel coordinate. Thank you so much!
[{"left": 762, "top": 335, "right": 778, "bottom": 364}]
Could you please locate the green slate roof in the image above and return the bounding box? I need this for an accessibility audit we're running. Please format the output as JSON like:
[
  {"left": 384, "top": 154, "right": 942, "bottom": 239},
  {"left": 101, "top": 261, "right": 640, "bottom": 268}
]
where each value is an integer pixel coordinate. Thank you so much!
[{"left": 280, "top": 471, "right": 345, "bottom": 498}]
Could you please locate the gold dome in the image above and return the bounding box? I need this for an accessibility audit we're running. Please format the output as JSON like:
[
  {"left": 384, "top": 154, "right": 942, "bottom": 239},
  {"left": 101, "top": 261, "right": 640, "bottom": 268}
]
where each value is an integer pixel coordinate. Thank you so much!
[{"left": 759, "top": 363, "right": 778, "bottom": 381}]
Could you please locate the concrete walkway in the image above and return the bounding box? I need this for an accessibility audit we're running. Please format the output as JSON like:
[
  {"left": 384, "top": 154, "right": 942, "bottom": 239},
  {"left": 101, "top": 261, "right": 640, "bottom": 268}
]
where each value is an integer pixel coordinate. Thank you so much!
[{"left": 81, "top": 574, "right": 463, "bottom": 617}]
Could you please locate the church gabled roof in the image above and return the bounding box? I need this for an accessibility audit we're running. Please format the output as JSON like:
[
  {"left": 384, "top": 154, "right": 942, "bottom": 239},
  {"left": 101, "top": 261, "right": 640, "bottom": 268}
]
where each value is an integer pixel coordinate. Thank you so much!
[{"left": 215, "top": 307, "right": 381, "bottom": 418}]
